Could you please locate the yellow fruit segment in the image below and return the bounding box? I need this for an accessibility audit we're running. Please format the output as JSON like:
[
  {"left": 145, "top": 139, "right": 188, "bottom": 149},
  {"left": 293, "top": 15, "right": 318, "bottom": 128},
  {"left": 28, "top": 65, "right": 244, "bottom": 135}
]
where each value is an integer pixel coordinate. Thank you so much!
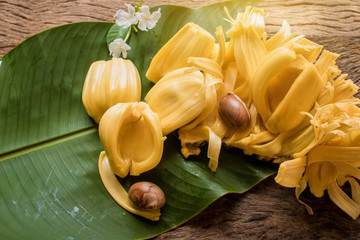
[
  {"left": 145, "top": 22, "right": 215, "bottom": 83},
  {"left": 265, "top": 61, "right": 325, "bottom": 133},
  {"left": 145, "top": 67, "right": 222, "bottom": 135},
  {"left": 99, "top": 102, "right": 165, "bottom": 178},
  {"left": 82, "top": 58, "right": 141, "bottom": 123},
  {"left": 251, "top": 47, "right": 297, "bottom": 123}
]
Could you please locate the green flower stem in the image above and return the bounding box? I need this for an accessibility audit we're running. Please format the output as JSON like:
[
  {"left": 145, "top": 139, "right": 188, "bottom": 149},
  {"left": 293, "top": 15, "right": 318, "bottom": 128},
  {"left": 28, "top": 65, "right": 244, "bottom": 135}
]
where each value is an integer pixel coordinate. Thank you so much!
[
  {"left": 132, "top": 25, "right": 138, "bottom": 33},
  {"left": 135, "top": 0, "right": 143, "bottom": 11},
  {"left": 124, "top": 27, "right": 132, "bottom": 43},
  {"left": 137, "top": 0, "right": 143, "bottom": 7},
  {"left": 123, "top": 25, "right": 139, "bottom": 44}
]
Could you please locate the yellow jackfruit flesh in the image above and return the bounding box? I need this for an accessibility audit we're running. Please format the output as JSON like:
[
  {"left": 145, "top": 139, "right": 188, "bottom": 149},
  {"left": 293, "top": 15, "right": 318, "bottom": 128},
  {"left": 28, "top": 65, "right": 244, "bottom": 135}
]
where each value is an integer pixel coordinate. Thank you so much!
[
  {"left": 229, "top": 6, "right": 265, "bottom": 38},
  {"left": 179, "top": 112, "right": 228, "bottom": 172},
  {"left": 251, "top": 47, "right": 297, "bottom": 123},
  {"left": 214, "top": 26, "right": 226, "bottom": 66},
  {"left": 99, "top": 102, "right": 165, "bottom": 178},
  {"left": 145, "top": 22, "right": 215, "bottom": 83},
  {"left": 226, "top": 6, "right": 267, "bottom": 84},
  {"left": 285, "top": 37, "right": 323, "bottom": 64},
  {"left": 145, "top": 67, "right": 222, "bottom": 136},
  {"left": 265, "top": 58, "right": 325, "bottom": 133},
  {"left": 265, "top": 20, "right": 298, "bottom": 52},
  {"left": 275, "top": 103, "right": 360, "bottom": 219},
  {"left": 82, "top": 58, "right": 141, "bottom": 123},
  {"left": 307, "top": 144, "right": 360, "bottom": 220},
  {"left": 274, "top": 156, "right": 307, "bottom": 188}
]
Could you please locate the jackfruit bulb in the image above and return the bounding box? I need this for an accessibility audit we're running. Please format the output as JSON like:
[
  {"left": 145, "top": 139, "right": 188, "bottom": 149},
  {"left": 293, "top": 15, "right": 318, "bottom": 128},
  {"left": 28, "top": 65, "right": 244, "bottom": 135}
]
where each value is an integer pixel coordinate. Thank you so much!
[
  {"left": 145, "top": 67, "right": 222, "bottom": 135},
  {"left": 145, "top": 22, "right": 215, "bottom": 83},
  {"left": 99, "top": 102, "right": 165, "bottom": 178},
  {"left": 82, "top": 58, "right": 141, "bottom": 123}
]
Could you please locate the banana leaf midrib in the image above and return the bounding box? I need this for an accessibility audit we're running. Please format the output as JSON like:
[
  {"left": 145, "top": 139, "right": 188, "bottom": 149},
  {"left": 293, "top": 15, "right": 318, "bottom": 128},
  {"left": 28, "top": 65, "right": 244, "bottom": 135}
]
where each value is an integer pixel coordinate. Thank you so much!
[{"left": 0, "top": 127, "right": 98, "bottom": 162}]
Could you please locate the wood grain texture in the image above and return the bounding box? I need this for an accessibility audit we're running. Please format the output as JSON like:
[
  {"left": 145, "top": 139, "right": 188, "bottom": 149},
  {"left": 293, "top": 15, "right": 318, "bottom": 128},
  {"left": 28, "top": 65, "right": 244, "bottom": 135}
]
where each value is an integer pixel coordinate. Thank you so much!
[
  {"left": 1, "top": 0, "right": 359, "bottom": 57},
  {"left": 0, "top": 0, "right": 359, "bottom": 239}
]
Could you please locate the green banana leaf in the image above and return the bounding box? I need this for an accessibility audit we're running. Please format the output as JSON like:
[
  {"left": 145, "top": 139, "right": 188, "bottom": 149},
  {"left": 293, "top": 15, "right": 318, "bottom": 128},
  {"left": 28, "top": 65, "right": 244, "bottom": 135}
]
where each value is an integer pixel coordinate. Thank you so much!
[{"left": 0, "top": 0, "right": 275, "bottom": 239}]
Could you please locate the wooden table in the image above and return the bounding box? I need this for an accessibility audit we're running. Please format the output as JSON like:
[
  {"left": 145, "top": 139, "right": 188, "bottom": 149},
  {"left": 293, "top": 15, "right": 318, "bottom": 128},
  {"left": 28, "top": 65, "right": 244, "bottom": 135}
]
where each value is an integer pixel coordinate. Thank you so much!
[{"left": 1, "top": 0, "right": 359, "bottom": 239}]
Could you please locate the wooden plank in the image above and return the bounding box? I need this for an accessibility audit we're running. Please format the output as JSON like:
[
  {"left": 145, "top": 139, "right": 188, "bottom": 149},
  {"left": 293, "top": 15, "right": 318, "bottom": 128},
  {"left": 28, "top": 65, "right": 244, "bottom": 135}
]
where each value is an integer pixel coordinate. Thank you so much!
[
  {"left": 1, "top": 0, "right": 359, "bottom": 55},
  {"left": 260, "top": 0, "right": 360, "bottom": 36},
  {"left": 0, "top": 0, "right": 359, "bottom": 239}
]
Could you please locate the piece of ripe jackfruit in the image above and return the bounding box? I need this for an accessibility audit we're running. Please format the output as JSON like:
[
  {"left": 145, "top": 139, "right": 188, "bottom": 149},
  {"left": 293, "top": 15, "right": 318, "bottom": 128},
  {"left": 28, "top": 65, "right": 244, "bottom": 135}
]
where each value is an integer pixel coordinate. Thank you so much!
[
  {"left": 98, "top": 102, "right": 165, "bottom": 178},
  {"left": 145, "top": 22, "right": 215, "bottom": 83},
  {"left": 82, "top": 58, "right": 141, "bottom": 123},
  {"left": 226, "top": 6, "right": 267, "bottom": 84},
  {"left": 251, "top": 47, "right": 325, "bottom": 133},
  {"left": 145, "top": 67, "right": 222, "bottom": 135}
]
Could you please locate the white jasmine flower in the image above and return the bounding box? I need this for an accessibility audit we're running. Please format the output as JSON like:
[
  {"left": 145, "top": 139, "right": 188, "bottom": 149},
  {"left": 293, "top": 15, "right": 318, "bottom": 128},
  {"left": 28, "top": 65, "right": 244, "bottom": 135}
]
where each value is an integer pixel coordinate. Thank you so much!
[
  {"left": 136, "top": 6, "right": 161, "bottom": 31},
  {"left": 109, "top": 38, "right": 131, "bottom": 58},
  {"left": 114, "top": 3, "right": 138, "bottom": 28}
]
